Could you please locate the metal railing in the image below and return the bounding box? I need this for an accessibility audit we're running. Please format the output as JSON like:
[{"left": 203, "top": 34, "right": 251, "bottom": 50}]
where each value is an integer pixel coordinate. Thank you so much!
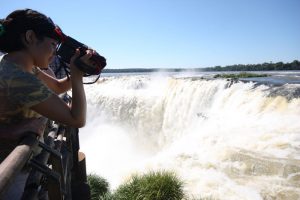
[
  {"left": 0, "top": 121, "right": 90, "bottom": 200},
  {"left": 0, "top": 134, "right": 38, "bottom": 196}
]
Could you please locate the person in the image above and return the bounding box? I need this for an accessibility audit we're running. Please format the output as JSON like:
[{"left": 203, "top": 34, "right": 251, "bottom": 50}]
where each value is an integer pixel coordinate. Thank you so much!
[
  {"left": 49, "top": 55, "right": 68, "bottom": 79},
  {"left": 0, "top": 9, "right": 100, "bottom": 199},
  {"left": 34, "top": 62, "right": 72, "bottom": 95},
  {"left": 0, "top": 118, "right": 46, "bottom": 139}
]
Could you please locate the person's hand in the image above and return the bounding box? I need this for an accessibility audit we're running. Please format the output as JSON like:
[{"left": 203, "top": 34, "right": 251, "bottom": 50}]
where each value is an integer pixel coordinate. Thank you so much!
[
  {"left": 11, "top": 118, "right": 47, "bottom": 139},
  {"left": 82, "top": 49, "right": 98, "bottom": 68},
  {"left": 70, "top": 49, "right": 97, "bottom": 76}
]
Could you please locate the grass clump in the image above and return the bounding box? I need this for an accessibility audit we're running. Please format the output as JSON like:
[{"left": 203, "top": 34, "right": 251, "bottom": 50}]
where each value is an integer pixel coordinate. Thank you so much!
[
  {"left": 214, "top": 72, "right": 268, "bottom": 79},
  {"left": 87, "top": 174, "right": 110, "bottom": 200},
  {"left": 88, "top": 171, "right": 188, "bottom": 200},
  {"left": 113, "top": 170, "right": 185, "bottom": 200}
]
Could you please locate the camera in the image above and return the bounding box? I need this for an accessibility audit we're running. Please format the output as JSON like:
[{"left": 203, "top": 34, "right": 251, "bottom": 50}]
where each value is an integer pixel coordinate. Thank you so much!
[{"left": 56, "top": 36, "right": 107, "bottom": 75}]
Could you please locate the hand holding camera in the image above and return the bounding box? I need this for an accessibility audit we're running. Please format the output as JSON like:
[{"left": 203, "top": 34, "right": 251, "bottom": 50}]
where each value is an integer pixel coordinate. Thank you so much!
[
  {"left": 55, "top": 27, "right": 107, "bottom": 76},
  {"left": 70, "top": 49, "right": 96, "bottom": 77}
]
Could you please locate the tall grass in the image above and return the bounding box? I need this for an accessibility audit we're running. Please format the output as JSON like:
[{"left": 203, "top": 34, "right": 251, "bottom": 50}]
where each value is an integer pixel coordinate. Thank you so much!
[
  {"left": 87, "top": 174, "right": 110, "bottom": 200},
  {"left": 113, "top": 171, "right": 185, "bottom": 200},
  {"left": 88, "top": 171, "right": 185, "bottom": 200}
]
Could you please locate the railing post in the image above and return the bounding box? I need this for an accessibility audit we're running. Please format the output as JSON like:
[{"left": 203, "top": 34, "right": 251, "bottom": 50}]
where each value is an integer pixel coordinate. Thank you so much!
[
  {"left": 0, "top": 121, "right": 91, "bottom": 200},
  {"left": 0, "top": 134, "right": 38, "bottom": 197}
]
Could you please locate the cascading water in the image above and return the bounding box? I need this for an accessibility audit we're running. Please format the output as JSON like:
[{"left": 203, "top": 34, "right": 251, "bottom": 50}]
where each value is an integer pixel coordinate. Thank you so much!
[{"left": 80, "top": 74, "right": 300, "bottom": 200}]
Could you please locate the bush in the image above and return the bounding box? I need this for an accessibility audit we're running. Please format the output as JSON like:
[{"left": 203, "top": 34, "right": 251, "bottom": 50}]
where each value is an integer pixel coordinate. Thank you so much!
[
  {"left": 113, "top": 171, "right": 185, "bottom": 200},
  {"left": 87, "top": 174, "right": 110, "bottom": 200}
]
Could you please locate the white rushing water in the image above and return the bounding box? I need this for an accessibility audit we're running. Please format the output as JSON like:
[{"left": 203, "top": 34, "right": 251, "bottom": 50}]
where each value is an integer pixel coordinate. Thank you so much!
[{"left": 79, "top": 74, "right": 300, "bottom": 200}]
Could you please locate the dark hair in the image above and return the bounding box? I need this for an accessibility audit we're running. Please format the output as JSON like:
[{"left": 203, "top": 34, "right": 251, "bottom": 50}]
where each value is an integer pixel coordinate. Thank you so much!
[{"left": 0, "top": 9, "right": 62, "bottom": 53}]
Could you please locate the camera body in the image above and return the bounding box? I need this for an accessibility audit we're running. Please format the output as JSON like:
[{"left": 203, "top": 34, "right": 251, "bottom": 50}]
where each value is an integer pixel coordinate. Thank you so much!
[{"left": 56, "top": 36, "right": 106, "bottom": 75}]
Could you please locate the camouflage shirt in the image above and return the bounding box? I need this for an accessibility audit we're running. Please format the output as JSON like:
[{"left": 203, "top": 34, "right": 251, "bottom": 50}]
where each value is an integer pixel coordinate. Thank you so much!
[{"left": 0, "top": 55, "right": 53, "bottom": 162}]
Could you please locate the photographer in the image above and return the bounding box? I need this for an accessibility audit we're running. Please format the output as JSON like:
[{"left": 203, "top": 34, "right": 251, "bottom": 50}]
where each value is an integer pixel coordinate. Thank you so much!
[
  {"left": 34, "top": 62, "right": 72, "bottom": 95},
  {"left": 0, "top": 8, "right": 103, "bottom": 199},
  {"left": 49, "top": 55, "right": 68, "bottom": 79}
]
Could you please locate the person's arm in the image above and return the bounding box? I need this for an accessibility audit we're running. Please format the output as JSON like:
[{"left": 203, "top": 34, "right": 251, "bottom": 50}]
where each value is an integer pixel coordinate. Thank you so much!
[
  {"left": 36, "top": 67, "right": 71, "bottom": 94},
  {"left": 31, "top": 49, "right": 90, "bottom": 128},
  {"left": 0, "top": 118, "right": 47, "bottom": 140}
]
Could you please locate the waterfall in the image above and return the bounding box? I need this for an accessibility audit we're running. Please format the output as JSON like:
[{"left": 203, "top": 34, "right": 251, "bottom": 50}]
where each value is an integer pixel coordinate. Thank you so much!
[{"left": 80, "top": 75, "right": 300, "bottom": 200}]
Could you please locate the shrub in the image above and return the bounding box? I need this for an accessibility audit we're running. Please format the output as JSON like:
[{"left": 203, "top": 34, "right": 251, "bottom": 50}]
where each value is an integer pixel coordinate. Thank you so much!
[
  {"left": 87, "top": 174, "right": 110, "bottom": 200},
  {"left": 113, "top": 170, "right": 185, "bottom": 200}
]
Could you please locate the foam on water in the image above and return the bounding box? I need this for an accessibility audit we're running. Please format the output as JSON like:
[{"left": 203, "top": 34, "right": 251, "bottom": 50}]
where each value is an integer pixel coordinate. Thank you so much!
[{"left": 80, "top": 75, "right": 300, "bottom": 199}]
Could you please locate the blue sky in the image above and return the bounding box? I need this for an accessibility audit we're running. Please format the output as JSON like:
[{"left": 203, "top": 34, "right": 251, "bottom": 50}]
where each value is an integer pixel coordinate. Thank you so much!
[{"left": 1, "top": 0, "right": 300, "bottom": 69}]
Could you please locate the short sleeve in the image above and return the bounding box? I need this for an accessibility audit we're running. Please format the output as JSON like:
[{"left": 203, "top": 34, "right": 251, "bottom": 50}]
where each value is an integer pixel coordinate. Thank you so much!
[{"left": 9, "top": 71, "right": 53, "bottom": 108}]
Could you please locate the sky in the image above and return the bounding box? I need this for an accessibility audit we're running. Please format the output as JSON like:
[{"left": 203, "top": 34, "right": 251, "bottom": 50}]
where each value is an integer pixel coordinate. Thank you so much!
[{"left": 1, "top": 0, "right": 300, "bottom": 69}]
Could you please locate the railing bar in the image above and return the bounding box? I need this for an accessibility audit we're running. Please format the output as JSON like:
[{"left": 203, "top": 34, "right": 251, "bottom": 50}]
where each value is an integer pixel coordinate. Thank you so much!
[{"left": 0, "top": 134, "right": 38, "bottom": 196}]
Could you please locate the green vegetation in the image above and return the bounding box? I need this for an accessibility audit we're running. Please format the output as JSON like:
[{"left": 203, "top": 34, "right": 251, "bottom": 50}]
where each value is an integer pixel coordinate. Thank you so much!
[
  {"left": 213, "top": 72, "right": 268, "bottom": 79},
  {"left": 205, "top": 60, "right": 300, "bottom": 71},
  {"left": 113, "top": 171, "right": 185, "bottom": 200},
  {"left": 87, "top": 174, "right": 110, "bottom": 200},
  {"left": 102, "top": 60, "right": 300, "bottom": 73},
  {"left": 88, "top": 171, "right": 185, "bottom": 200}
]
